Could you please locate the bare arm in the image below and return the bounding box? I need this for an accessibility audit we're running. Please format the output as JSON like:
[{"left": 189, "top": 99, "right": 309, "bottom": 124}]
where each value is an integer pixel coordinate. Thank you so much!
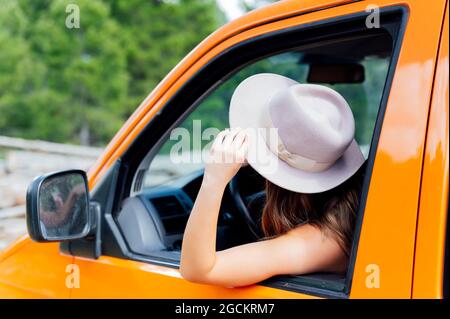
[
  {"left": 180, "top": 129, "right": 346, "bottom": 287},
  {"left": 41, "top": 184, "right": 85, "bottom": 227}
]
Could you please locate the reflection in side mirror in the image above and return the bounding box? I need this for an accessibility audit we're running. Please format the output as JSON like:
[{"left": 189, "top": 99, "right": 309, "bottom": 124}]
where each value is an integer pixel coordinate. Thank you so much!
[{"left": 26, "top": 170, "right": 91, "bottom": 242}]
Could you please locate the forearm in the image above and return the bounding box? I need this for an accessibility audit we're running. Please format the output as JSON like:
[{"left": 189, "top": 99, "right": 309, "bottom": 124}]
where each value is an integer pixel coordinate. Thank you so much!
[
  {"left": 180, "top": 178, "right": 226, "bottom": 279},
  {"left": 57, "top": 193, "right": 78, "bottom": 224}
]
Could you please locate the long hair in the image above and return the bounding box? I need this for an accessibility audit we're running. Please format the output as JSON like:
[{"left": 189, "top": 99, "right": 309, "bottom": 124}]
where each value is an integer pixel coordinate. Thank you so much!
[{"left": 261, "top": 165, "right": 364, "bottom": 257}]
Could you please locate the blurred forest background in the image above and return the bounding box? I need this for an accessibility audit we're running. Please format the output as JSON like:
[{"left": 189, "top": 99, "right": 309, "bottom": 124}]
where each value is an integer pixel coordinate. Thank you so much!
[{"left": 0, "top": 0, "right": 272, "bottom": 147}]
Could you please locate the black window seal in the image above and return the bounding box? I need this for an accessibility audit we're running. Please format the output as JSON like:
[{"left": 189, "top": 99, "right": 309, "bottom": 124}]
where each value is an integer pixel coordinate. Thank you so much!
[{"left": 98, "top": 6, "right": 409, "bottom": 299}]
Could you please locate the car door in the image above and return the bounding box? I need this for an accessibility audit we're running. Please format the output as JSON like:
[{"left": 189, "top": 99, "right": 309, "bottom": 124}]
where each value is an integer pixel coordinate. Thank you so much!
[
  {"left": 412, "top": 3, "right": 449, "bottom": 298},
  {"left": 68, "top": 0, "right": 446, "bottom": 299}
]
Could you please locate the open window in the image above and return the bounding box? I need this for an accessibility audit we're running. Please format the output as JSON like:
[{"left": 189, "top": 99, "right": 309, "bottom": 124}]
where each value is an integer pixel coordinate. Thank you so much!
[{"left": 97, "top": 8, "right": 407, "bottom": 298}]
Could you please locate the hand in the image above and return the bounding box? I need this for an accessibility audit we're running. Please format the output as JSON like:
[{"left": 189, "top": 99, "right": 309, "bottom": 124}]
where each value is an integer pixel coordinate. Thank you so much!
[
  {"left": 70, "top": 183, "right": 85, "bottom": 197},
  {"left": 203, "top": 128, "right": 249, "bottom": 188}
]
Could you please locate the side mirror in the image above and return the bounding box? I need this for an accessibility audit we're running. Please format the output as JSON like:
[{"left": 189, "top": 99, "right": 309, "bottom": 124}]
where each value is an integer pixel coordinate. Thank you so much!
[{"left": 26, "top": 170, "right": 91, "bottom": 242}]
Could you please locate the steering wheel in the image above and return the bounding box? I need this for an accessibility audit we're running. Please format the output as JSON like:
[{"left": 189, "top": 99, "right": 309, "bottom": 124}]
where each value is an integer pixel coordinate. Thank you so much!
[{"left": 228, "top": 166, "right": 266, "bottom": 239}]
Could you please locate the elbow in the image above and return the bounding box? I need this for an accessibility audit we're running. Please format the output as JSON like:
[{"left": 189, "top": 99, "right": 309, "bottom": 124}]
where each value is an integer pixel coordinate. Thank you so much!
[
  {"left": 179, "top": 253, "right": 220, "bottom": 285},
  {"left": 179, "top": 262, "right": 193, "bottom": 281},
  {"left": 179, "top": 264, "right": 208, "bottom": 284},
  {"left": 179, "top": 265, "right": 238, "bottom": 288},
  {"left": 179, "top": 258, "right": 207, "bottom": 284},
  {"left": 180, "top": 261, "right": 227, "bottom": 286}
]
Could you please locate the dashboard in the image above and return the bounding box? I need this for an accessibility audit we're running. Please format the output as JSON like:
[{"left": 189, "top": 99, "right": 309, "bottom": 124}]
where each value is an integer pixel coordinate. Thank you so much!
[{"left": 117, "top": 169, "right": 242, "bottom": 256}]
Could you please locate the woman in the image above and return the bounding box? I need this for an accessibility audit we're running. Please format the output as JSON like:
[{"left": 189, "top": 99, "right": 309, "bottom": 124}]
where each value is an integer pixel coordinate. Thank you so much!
[{"left": 180, "top": 73, "right": 365, "bottom": 287}]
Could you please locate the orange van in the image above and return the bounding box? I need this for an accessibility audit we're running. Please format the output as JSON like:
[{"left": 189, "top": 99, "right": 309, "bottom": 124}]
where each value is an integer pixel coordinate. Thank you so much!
[{"left": 0, "top": 0, "right": 448, "bottom": 299}]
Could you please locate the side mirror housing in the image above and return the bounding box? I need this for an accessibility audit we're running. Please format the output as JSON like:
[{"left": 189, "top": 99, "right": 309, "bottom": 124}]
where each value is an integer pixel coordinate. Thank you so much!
[{"left": 26, "top": 170, "right": 91, "bottom": 242}]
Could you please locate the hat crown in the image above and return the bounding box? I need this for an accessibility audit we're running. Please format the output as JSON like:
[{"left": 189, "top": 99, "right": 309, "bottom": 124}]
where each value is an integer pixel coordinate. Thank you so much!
[{"left": 268, "top": 84, "right": 355, "bottom": 164}]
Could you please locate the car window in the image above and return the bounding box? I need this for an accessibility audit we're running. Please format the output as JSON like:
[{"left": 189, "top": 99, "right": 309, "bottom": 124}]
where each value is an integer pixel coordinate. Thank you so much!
[{"left": 143, "top": 48, "right": 390, "bottom": 188}]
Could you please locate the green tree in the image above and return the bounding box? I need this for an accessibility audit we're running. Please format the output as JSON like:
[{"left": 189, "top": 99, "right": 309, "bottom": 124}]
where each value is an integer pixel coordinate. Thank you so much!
[
  {"left": 0, "top": 0, "right": 56, "bottom": 140},
  {"left": 109, "top": 0, "right": 219, "bottom": 117},
  {"left": 0, "top": 0, "right": 220, "bottom": 146},
  {"left": 29, "top": 0, "right": 129, "bottom": 145},
  {"left": 0, "top": 0, "right": 128, "bottom": 145}
]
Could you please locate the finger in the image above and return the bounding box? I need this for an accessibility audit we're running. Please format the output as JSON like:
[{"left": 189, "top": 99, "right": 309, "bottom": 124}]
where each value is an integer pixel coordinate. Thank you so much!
[
  {"left": 223, "top": 128, "right": 239, "bottom": 149},
  {"left": 238, "top": 133, "right": 249, "bottom": 151},
  {"left": 212, "top": 129, "right": 228, "bottom": 150},
  {"left": 229, "top": 129, "right": 247, "bottom": 163},
  {"left": 233, "top": 129, "right": 247, "bottom": 148},
  {"left": 209, "top": 129, "right": 229, "bottom": 164},
  {"left": 236, "top": 137, "right": 250, "bottom": 161}
]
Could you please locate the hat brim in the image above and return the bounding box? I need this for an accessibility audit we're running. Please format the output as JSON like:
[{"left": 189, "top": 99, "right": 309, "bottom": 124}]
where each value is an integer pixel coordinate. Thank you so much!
[{"left": 229, "top": 73, "right": 365, "bottom": 193}]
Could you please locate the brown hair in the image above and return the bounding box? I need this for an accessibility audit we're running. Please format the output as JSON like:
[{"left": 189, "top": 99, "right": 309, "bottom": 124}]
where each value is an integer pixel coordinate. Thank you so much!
[{"left": 261, "top": 166, "right": 364, "bottom": 257}]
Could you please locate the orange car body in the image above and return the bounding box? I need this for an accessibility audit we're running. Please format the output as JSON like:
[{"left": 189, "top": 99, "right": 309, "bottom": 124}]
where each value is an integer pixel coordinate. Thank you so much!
[{"left": 0, "top": 0, "right": 448, "bottom": 298}]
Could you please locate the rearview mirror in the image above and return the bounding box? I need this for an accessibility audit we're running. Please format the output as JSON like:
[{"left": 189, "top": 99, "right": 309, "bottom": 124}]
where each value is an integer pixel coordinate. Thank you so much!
[
  {"left": 307, "top": 63, "right": 365, "bottom": 84},
  {"left": 26, "top": 170, "right": 91, "bottom": 242}
]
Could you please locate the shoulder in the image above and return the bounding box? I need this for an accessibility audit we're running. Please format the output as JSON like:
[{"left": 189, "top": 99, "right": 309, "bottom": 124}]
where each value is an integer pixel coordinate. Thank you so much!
[{"left": 280, "top": 224, "right": 348, "bottom": 274}]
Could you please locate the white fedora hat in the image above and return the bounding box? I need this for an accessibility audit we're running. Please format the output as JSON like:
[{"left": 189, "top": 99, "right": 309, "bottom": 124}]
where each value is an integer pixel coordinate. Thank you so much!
[{"left": 229, "top": 73, "right": 365, "bottom": 193}]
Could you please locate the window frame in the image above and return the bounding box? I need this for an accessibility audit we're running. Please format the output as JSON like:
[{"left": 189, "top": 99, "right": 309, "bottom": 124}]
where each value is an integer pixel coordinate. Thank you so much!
[{"left": 97, "top": 6, "right": 408, "bottom": 298}]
